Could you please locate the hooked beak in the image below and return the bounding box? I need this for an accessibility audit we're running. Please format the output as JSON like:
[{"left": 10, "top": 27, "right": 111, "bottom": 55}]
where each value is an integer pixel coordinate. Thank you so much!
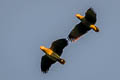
[
  {"left": 90, "top": 25, "right": 99, "bottom": 32},
  {"left": 75, "top": 14, "right": 84, "bottom": 20}
]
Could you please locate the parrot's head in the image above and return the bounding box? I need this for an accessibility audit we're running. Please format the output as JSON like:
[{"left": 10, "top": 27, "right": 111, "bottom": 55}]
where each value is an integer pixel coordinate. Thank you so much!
[
  {"left": 90, "top": 25, "right": 99, "bottom": 32},
  {"left": 59, "top": 59, "right": 66, "bottom": 64}
]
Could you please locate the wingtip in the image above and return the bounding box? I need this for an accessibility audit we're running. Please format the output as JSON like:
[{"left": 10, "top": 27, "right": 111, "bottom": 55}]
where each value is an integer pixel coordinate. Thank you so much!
[
  {"left": 41, "top": 68, "right": 49, "bottom": 73},
  {"left": 67, "top": 37, "right": 72, "bottom": 42},
  {"left": 41, "top": 71, "right": 48, "bottom": 74}
]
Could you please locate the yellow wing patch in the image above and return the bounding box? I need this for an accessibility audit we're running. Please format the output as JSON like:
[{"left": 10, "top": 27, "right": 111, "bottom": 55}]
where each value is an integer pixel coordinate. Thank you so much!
[
  {"left": 76, "top": 14, "right": 84, "bottom": 20},
  {"left": 40, "top": 46, "right": 53, "bottom": 55},
  {"left": 45, "top": 48, "right": 53, "bottom": 55}
]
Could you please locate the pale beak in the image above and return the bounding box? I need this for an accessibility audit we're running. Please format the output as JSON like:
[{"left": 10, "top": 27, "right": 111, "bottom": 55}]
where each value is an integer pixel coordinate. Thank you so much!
[{"left": 90, "top": 25, "right": 99, "bottom": 32}]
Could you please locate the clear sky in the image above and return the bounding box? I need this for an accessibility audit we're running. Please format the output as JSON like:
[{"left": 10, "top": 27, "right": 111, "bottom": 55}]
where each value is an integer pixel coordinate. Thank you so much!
[{"left": 0, "top": 0, "right": 120, "bottom": 80}]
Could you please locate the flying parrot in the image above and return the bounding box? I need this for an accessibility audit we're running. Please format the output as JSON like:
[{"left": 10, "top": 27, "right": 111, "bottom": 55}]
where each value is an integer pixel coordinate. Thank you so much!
[
  {"left": 68, "top": 8, "right": 99, "bottom": 42},
  {"left": 40, "top": 38, "right": 68, "bottom": 73}
]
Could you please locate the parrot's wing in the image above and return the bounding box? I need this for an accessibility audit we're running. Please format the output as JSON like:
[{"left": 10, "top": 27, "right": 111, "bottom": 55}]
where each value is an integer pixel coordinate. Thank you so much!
[
  {"left": 68, "top": 22, "right": 90, "bottom": 42},
  {"left": 85, "top": 8, "right": 96, "bottom": 24},
  {"left": 41, "top": 55, "right": 55, "bottom": 73},
  {"left": 50, "top": 38, "right": 68, "bottom": 56}
]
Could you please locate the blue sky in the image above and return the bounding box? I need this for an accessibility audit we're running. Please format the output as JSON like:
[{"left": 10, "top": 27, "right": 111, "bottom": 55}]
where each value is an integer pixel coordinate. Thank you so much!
[{"left": 0, "top": 0, "right": 120, "bottom": 80}]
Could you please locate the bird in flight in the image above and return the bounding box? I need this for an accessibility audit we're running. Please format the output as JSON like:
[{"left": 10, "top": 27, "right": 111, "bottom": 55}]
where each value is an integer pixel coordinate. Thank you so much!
[
  {"left": 40, "top": 8, "right": 100, "bottom": 73},
  {"left": 68, "top": 8, "right": 99, "bottom": 42},
  {"left": 40, "top": 38, "right": 68, "bottom": 73}
]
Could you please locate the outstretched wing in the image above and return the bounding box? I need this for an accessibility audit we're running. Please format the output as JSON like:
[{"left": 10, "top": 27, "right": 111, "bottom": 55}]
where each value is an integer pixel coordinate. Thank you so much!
[
  {"left": 85, "top": 8, "right": 96, "bottom": 24},
  {"left": 50, "top": 38, "right": 68, "bottom": 56},
  {"left": 41, "top": 55, "right": 56, "bottom": 73},
  {"left": 68, "top": 22, "right": 91, "bottom": 42}
]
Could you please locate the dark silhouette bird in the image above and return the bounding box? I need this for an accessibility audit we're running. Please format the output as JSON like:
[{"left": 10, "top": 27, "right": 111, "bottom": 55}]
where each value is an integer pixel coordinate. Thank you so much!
[
  {"left": 40, "top": 38, "right": 68, "bottom": 73},
  {"left": 68, "top": 8, "right": 99, "bottom": 42}
]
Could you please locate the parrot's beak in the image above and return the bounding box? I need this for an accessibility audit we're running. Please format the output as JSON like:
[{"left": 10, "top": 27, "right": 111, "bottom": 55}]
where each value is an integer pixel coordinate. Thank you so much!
[
  {"left": 90, "top": 25, "right": 99, "bottom": 32},
  {"left": 75, "top": 14, "right": 84, "bottom": 20}
]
